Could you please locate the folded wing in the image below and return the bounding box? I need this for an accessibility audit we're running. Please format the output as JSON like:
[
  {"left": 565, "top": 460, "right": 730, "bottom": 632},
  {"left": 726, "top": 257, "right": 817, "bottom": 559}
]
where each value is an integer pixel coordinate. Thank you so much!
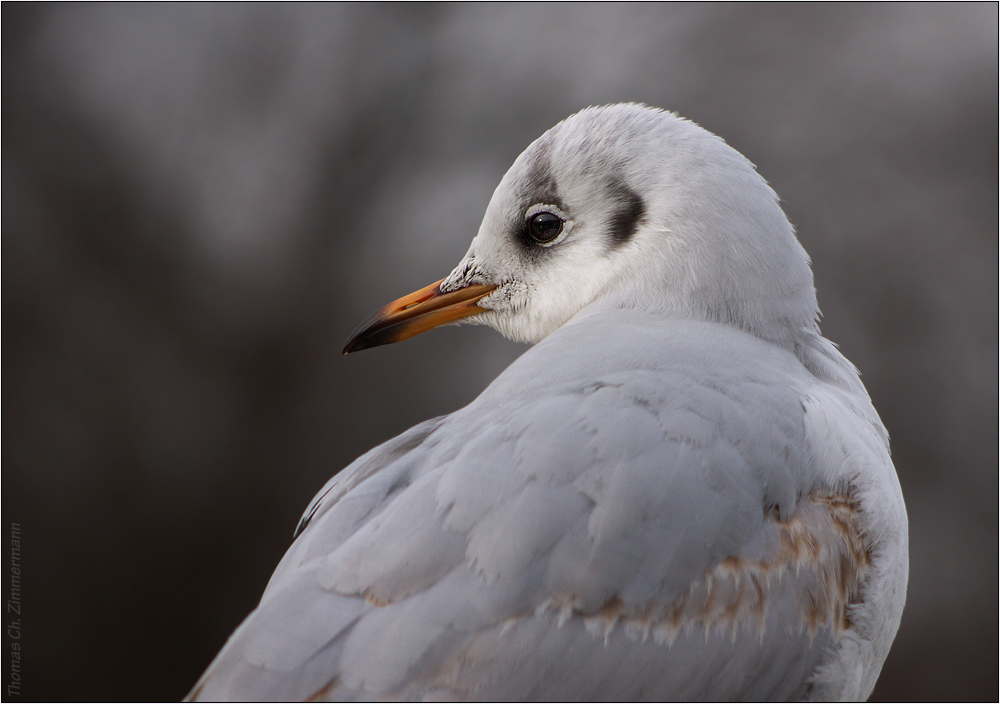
[{"left": 189, "top": 314, "right": 890, "bottom": 702}]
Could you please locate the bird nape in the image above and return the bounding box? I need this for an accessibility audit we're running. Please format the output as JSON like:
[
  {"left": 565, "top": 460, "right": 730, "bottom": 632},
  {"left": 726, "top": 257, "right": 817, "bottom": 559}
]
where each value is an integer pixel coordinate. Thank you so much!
[{"left": 188, "top": 104, "right": 908, "bottom": 702}]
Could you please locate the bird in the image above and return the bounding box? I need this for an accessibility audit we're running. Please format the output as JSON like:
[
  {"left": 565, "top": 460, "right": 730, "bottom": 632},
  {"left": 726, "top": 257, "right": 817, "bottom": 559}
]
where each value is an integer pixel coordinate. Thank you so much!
[{"left": 188, "top": 104, "right": 908, "bottom": 701}]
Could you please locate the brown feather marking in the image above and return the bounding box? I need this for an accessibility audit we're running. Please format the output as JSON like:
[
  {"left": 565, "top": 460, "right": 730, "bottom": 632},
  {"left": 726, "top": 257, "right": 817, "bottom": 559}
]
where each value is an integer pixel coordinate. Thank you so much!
[
  {"left": 305, "top": 676, "right": 339, "bottom": 702},
  {"left": 511, "top": 487, "right": 871, "bottom": 644},
  {"left": 426, "top": 488, "right": 872, "bottom": 698}
]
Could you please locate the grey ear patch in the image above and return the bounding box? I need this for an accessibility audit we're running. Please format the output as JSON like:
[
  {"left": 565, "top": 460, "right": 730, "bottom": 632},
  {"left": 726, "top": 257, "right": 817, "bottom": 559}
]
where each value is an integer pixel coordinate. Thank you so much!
[{"left": 606, "top": 177, "right": 646, "bottom": 247}]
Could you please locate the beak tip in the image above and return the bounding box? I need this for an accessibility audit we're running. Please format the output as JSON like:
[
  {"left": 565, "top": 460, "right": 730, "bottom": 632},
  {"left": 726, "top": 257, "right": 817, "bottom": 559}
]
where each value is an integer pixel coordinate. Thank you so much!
[{"left": 343, "top": 330, "right": 382, "bottom": 355}]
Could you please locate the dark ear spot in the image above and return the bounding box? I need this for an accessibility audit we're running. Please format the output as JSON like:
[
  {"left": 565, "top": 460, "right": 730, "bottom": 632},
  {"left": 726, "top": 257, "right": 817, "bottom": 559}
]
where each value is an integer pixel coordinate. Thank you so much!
[{"left": 606, "top": 178, "right": 645, "bottom": 247}]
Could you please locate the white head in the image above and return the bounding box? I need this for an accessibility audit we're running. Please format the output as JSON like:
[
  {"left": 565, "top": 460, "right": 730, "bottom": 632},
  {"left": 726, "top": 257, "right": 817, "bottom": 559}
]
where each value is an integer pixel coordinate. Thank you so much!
[{"left": 344, "top": 104, "right": 819, "bottom": 354}]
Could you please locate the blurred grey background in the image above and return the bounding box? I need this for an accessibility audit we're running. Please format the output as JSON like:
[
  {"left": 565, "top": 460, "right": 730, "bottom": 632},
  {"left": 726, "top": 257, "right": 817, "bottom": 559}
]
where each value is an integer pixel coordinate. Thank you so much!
[{"left": 3, "top": 4, "right": 997, "bottom": 701}]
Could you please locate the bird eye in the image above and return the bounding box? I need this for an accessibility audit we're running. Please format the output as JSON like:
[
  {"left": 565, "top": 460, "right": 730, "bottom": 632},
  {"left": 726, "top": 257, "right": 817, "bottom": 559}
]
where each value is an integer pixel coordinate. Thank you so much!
[{"left": 527, "top": 212, "right": 564, "bottom": 244}]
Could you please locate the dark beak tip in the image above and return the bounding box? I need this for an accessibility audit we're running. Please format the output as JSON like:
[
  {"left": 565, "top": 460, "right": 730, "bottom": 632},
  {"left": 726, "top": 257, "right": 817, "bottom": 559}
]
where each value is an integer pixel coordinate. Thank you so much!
[
  {"left": 341, "top": 337, "right": 363, "bottom": 355},
  {"left": 342, "top": 316, "right": 382, "bottom": 355},
  {"left": 342, "top": 323, "right": 398, "bottom": 355}
]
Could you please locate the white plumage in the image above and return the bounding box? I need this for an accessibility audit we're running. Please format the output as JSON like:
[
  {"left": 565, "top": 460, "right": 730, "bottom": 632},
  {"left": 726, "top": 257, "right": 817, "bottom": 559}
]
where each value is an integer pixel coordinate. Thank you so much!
[{"left": 189, "top": 104, "right": 908, "bottom": 701}]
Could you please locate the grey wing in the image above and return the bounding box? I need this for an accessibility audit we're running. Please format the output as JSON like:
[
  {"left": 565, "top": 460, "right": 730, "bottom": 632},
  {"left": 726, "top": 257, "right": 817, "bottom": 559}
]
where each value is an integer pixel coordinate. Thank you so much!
[{"left": 189, "top": 323, "right": 879, "bottom": 702}]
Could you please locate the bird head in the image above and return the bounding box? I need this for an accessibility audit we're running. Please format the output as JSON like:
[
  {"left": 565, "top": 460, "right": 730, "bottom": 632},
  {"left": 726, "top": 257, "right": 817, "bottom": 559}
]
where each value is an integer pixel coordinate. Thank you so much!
[{"left": 343, "top": 104, "right": 818, "bottom": 354}]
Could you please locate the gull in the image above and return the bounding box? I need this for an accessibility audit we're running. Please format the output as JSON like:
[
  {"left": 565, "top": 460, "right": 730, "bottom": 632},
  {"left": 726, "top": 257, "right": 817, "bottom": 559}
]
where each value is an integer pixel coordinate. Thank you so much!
[{"left": 188, "top": 104, "right": 908, "bottom": 701}]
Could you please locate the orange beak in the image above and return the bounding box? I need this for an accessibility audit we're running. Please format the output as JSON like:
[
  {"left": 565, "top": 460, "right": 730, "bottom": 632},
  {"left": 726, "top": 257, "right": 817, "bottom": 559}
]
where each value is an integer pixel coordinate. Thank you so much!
[{"left": 343, "top": 278, "right": 497, "bottom": 354}]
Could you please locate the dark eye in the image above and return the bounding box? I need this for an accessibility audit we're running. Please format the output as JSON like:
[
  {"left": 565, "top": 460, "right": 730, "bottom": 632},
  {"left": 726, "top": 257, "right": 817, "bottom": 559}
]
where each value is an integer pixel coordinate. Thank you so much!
[{"left": 527, "top": 212, "right": 564, "bottom": 244}]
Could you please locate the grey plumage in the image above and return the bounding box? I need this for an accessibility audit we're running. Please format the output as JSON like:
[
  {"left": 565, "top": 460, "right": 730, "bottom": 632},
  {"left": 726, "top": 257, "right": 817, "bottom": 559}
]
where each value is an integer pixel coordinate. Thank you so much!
[{"left": 189, "top": 104, "right": 908, "bottom": 701}]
